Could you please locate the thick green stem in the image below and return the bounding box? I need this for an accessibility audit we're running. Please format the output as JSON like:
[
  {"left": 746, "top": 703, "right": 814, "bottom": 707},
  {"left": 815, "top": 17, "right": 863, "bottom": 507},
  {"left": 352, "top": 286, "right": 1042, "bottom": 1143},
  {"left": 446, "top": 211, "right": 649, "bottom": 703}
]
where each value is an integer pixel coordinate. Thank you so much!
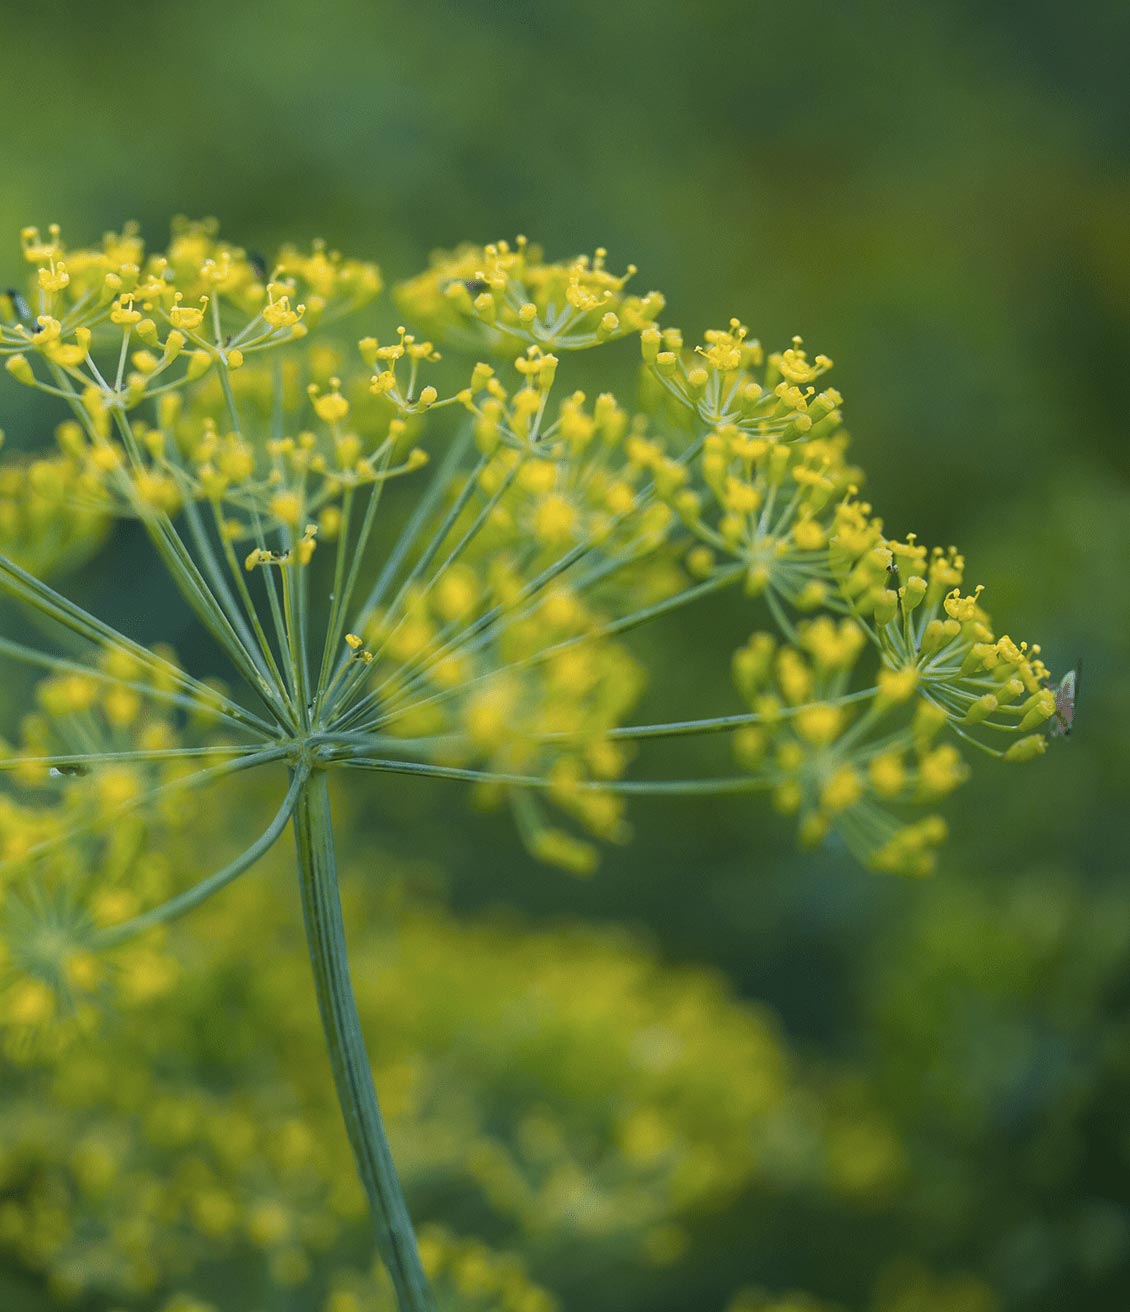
[{"left": 292, "top": 769, "right": 436, "bottom": 1312}]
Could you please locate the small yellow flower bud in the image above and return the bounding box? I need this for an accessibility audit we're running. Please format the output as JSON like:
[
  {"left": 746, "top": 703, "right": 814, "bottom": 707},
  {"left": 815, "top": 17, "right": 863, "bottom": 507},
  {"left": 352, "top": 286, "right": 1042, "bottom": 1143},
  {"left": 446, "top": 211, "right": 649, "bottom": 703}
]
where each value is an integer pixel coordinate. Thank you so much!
[
  {"left": 37, "top": 259, "right": 70, "bottom": 293},
  {"left": 916, "top": 744, "right": 968, "bottom": 799},
  {"left": 793, "top": 518, "right": 826, "bottom": 551},
  {"left": 877, "top": 666, "right": 919, "bottom": 705},
  {"left": 1019, "top": 688, "right": 1056, "bottom": 732},
  {"left": 135, "top": 317, "right": 159, "bottom": 347},
  {"left": 641, "top": 326, "right": 661, "bottom": 364},
  {"left": 686, "top": 545, "right": 715, "bottom": 579},
  {"left": 8, "top": 979, "right": 55, "bottom": 1025},
  {"left": 913, "top": 699, "right": 948, "bottom": 745},
  {"left": 6, "top": 354, "right": 36, "bottom": 385},
  {"left": 796, "top": 704, "right": 844, "bottom": 745},
  {"left": 901, "top": 575, "right": 928, "bottom": 610},
  {"left": 310, "top": 379, "right": 350, "bottom": 423},
  {"left": 270, "top": 492, "right": 303, "bottom": 527},
  {"left": 869, "top": 752, "right": 907, "bottom": 798},
  {"left": 872, "top": 589, "right": 899, "bottom": 627},
  {"left": 295, "top": 524, "right": 319, "bottom": 565},
  {"left": 186, "top": 350, "right": 213, "bottom": 381},
  {"left": 733, "top": 725, "right": 768, "bottom": 769},
  {"left": 964, "top": 693, "right": 998, "bottom": 725},
  {"left": 110, "top": 295, "right": 142, "bottom": 326},
  {"left": 1004, "top": 734, "right": 1047, "bottom": 762},
  {"left": 529, "top": 828, "right": 598, "bottom": 877},
  {"left": 822, "top": 766, "right": 863, "bottom": 812}
]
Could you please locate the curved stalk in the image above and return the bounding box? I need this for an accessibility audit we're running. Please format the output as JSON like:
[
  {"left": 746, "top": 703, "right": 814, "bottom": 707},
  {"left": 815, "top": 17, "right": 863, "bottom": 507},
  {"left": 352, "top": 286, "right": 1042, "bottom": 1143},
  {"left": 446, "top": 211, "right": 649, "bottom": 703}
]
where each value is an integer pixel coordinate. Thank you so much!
[
  {"left": 291, "top": 769, "right": 436, "bottom": 1312},
  {"left": 94, "top": 766, "right": 308, "bottom": 948}
]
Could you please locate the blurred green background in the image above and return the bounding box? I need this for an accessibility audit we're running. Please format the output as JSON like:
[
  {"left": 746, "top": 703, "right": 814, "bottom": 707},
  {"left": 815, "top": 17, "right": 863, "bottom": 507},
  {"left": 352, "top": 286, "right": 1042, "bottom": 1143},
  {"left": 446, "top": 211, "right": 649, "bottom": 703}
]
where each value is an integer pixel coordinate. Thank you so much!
[{"left": 2, "top": 2, "right": 1129, "bottom": 1310}]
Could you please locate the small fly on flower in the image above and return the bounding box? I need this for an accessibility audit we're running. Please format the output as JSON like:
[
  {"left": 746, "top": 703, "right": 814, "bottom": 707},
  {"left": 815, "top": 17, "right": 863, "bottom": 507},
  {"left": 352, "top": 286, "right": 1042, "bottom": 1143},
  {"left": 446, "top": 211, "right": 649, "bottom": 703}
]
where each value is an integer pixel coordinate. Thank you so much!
[
  {"left": 2, "top": 287, "right": 32, "bottom": 324},
  {"left": 1049, "top": 663, "right": 1080, "bottom": 737},
  {"left": 247, "top": 249, "right": 269, "bottom": 282}
]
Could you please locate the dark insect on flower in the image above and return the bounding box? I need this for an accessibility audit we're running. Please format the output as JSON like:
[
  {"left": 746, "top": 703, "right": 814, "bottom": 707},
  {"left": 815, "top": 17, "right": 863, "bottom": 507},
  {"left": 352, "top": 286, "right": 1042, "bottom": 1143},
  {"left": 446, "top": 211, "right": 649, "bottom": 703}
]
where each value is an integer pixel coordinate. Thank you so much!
[
  {"left": 3, "top": 287, "right": 32, "bottom": 323},
  {"left": 246, "top": 249, "right": 269, "bottom": 282},
  {"left": 1049, "top": 663, "right": 1080, "bottom": 737}
]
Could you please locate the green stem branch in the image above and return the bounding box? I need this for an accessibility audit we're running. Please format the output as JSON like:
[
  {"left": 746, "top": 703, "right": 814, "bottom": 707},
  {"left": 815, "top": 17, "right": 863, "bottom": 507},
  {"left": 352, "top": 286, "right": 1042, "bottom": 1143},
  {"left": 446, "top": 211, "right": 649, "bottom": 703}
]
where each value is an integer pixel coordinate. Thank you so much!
[{"left": 291, "top": 770, "right": 436, "bottom": 1312}]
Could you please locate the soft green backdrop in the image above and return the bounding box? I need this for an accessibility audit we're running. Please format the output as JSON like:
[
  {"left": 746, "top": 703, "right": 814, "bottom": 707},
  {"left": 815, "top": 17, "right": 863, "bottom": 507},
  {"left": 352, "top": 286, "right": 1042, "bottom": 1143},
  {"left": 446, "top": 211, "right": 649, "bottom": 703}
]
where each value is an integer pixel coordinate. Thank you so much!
[{"left": 2, "top": 2, "right": 1128, "bottom": 1310}]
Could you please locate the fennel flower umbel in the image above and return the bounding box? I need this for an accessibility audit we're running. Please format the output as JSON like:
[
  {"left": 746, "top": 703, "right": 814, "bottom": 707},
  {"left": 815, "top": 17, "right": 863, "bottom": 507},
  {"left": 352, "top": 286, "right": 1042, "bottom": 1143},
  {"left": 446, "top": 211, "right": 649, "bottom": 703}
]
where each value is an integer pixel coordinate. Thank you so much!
[{"left": 0, "top": 221, "right": 1062, "bottom": 1311}]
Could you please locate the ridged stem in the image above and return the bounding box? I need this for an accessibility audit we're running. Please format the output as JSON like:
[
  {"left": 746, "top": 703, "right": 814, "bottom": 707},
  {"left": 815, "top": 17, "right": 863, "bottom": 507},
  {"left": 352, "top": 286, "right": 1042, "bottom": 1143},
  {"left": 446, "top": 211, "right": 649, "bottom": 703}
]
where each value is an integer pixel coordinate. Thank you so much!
[{"left": 292, "top": 769, "right": 436, "bottom": 1312}]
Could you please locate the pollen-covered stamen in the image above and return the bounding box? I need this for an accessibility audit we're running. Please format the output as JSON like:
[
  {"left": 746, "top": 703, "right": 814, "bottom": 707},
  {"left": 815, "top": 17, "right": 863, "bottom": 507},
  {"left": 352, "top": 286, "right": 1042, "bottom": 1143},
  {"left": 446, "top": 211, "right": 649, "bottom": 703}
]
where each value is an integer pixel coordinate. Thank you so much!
[{"left": 344, "top": 633, "right": 373, "bottom": 664}]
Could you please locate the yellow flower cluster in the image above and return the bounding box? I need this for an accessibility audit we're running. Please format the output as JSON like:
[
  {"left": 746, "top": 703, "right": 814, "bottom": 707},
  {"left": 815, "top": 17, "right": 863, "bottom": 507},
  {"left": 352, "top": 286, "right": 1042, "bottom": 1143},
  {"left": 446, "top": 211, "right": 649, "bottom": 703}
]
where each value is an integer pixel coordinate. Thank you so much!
[
  {"left": 0, "top": 449, "right": 109, "bottom": 577},
  {"left": 0, "top": 224, "right": 398, "bottom": 552},
  {"left": 831, "top": 511, "right": 1054, "bottom": 756},
  {"left": 359, "top": 570, "right": 643, "bottom": 873},
  {"left": 1, "top": 221, "right": 1060, "bottom": 890},
  {"left": 643, "top": 322, "right": 839, "bottom": 440},
  {"left": 0, "top": 644, "right": 251, "bottom": 1059},
  {"left": 396, "top": 236, "right": 664, "bottom": 352},
  {"left": 643, "top": 417, "right": 857, "bottom": 604},
  {"left": 728, "top": 621, "right": 963, "bottom": 877},
  {"left": 2, "top": 219, "right": 380, "bottom": 404}
]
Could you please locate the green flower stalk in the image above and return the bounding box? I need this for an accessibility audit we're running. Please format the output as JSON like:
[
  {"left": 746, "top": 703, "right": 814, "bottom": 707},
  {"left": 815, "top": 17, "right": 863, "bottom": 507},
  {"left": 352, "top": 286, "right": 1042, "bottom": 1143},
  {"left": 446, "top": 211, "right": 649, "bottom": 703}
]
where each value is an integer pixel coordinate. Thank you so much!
[{"left": 0, "top": 221, "right": 1062, "bottom": 1309}]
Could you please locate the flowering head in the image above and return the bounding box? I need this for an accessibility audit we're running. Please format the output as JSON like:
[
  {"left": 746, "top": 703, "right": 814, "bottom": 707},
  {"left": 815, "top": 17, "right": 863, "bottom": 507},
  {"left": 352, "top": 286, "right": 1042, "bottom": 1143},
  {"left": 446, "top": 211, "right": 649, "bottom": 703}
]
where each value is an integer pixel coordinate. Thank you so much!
[
  {"left": 396, "top": 237, "right": 664, "bottom": 354},
  {"left": 0, "top": 219, "right": 1065, "bottom": 1033}
]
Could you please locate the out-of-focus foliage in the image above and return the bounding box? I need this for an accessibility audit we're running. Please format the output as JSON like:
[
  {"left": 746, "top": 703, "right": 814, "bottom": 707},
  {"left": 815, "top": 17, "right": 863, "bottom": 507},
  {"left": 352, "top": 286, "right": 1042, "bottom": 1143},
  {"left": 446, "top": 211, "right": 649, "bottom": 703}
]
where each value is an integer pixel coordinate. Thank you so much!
[
  {"left": 0, "top": 0, "right": 1126, "bottom": 1310},
  {"left": 0, "top": 454, "right": 108, "bottom": 578},
  {"left": 14, "top": 779, "right": 1126, "bottom": 1312},
  {"left": 0, "top": 795, "right": 902, "bottom": 1310}
]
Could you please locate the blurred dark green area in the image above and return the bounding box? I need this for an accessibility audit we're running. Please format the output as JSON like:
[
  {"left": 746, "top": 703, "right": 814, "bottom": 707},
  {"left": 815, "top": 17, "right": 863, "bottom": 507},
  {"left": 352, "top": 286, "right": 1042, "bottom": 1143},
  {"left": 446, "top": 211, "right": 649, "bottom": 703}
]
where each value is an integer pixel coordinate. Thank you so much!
[{"left": 2, "top": 1, "right": 1128, "bottom": 1309}]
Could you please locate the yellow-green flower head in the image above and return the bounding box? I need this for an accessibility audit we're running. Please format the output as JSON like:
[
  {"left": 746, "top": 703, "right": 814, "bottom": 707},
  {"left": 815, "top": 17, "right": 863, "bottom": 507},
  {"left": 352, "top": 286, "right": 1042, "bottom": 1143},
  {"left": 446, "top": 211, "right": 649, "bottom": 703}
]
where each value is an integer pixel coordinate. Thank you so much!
[
  {"left": 830, "top": 519, "right": 1056, "bottom": 756},
  {"left": 1, "top": 218, "right": 1061, "bottom": 946},
  {"left": 0, "top": 448, "right": 109, "bottom": 578},
  {"left": 396, "top": 236, "right": 664, "bottom": 354},
  {"left": 643, "top": 323, "right": 841, "bottom": 442},
  {"left": 646, "top": 419, "right": 861, "bottom": 606},
  {"left": 0, "top": 636, "right": 247, "bottom": 1050},
  {"left": 729, "top": 623, "right": 960, "bottom": 877},
  {"left": 2, "top": 219, "right": 382, "bottom": 426}
]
